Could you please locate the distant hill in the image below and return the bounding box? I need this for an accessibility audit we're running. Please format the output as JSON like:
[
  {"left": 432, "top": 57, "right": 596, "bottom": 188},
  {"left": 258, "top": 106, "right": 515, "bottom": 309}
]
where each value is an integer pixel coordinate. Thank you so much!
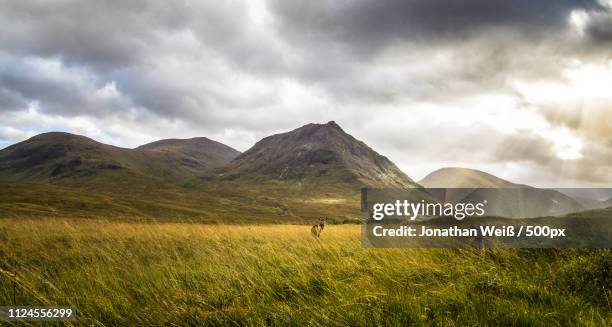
[
  {"left": 419, "top": 167, "right": 584, "bottom": 218},
  {"left": 420, "top": 167, "right": 527, "bottom": 188},
  {"left": 553, "top": 188, "right": 612, "bottom": 209},
  {"left": 222, "top": 121, "right": 419, "bottom": 189},
  {"left": 459, "top": 188, "right": 584, "bottom": 218},
  {"left": 0, "top": 132, "right": 237, "bottom": 186},
  {"left": 137, "top": 137, "right": 240, "bottom": 168},
  {"left": 569, "top": 196, "right": 609, "bottom": 210}
]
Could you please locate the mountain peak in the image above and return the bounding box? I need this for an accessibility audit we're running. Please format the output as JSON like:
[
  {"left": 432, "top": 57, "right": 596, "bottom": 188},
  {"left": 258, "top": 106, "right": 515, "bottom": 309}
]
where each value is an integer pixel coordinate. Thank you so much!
[
  {"left": 225, "top": 122, "right": 418, "bottom": 188},
  {"left": 325, "top": 120, "right": 341, "bottom": 128},
  {"left": 28, "top": 131, "right": 100, "bottom": 145},
  {"left": 293, "top": 120, "right": 343, "bottom": 131}
]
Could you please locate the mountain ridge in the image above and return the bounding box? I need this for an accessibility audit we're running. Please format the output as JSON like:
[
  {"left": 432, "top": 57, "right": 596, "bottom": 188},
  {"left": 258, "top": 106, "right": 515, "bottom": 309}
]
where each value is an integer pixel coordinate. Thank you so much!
[
  {"left": 0, "top": 121, "right": 422, "bottom": 221},
  {"left": 0, "top": 132, "right": 236, "bottom": 185},
  {"left": 0, "top": 123, "right": 419, "bottom": 191}
]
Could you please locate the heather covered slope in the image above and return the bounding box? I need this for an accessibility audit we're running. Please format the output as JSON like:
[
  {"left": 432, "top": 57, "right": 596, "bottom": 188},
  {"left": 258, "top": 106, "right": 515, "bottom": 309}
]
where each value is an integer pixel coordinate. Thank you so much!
[{"left": 223, "top": 121, "right": 419, "bottom": 189}]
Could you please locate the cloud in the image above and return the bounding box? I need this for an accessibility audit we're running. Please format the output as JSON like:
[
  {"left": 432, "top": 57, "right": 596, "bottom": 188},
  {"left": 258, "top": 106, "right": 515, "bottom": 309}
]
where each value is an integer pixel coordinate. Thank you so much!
[
  {"left": 270, "top": 0, "right": 602, "bottom": 48},
  {"left": 262, "top": 0, "right": 611, "bottom": 108},
  {"left": 0, "top": 55, "right": 129, "bottom": 116},
  {"left": 585, "top": 1, "right": 612, "bottom": 42},
  {"left": 0, "top": 1, "right": 611, "bottom": 186}
]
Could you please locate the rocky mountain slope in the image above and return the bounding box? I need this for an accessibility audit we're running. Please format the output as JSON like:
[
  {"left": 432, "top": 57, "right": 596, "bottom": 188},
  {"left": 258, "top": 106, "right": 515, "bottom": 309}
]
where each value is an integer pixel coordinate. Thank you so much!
[{"left": 222, "top": 121, "right": 419, "bottom": 188}]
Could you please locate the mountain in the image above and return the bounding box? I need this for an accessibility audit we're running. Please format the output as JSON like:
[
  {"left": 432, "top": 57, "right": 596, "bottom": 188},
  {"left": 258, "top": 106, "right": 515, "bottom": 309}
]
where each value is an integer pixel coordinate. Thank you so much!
[
  {"left": 571, "top": 196, "right": 609, "bottom": 210},
  {"left": 137, "top": 137, "right": 240, "bottom": 168},
  {"left": 0, "top": 132, "right": 236, "bottom": 185},
  {"left": 420, "top": 167, "right": 527, "bottom": 188},
  {"left": 419, "top": 167, "right": 584, "bottom": 218},
  {"left": 222, "top": 121, "right": 419, "bottom": 189},
  {"left": 0, "top": 125, "right": 397, "bottom": 221},
  {"left": 553, "top": 189, "right": 612, "bottom": 210}
]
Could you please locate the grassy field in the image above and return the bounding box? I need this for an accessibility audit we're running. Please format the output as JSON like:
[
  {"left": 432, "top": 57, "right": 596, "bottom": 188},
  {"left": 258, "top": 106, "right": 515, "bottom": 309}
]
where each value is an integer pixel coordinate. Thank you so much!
[
  {"left": 0, "top": 180, "right": 361, "bottom": 224},
  {"left": 0, "top": 219, "right": 610, "bottom": 326}
]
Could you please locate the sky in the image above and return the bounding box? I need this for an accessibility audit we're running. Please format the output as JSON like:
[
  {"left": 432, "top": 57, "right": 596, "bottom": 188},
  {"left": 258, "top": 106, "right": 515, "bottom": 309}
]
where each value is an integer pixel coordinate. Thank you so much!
[{"left": 1, "top": 0, "right": 612, "bottom": 187}]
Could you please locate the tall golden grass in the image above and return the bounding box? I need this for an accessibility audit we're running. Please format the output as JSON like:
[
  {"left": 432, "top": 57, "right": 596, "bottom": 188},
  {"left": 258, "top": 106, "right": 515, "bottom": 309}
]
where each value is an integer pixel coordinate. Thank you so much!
[{"left": 0, "top": 218, "right": 609, "bottom": 326}]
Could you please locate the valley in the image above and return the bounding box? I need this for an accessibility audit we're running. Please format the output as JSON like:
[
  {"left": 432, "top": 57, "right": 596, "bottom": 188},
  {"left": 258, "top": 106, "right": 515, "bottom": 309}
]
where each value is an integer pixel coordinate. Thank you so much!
[{"left": 0, "top": 122, "right": 610, "bottom": 325}]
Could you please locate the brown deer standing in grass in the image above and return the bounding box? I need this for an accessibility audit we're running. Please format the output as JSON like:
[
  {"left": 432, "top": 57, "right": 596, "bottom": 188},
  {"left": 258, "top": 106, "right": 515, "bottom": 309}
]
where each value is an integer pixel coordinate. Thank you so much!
[{"left": 311, "top": 218, "right": 327, "bottom": 237}]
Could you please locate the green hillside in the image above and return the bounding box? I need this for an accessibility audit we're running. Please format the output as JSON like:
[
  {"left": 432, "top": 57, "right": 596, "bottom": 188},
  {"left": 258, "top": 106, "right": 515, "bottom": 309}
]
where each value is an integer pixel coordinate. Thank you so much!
[{"left": 0, "top": 132, "right": 236, "bottom": 185}]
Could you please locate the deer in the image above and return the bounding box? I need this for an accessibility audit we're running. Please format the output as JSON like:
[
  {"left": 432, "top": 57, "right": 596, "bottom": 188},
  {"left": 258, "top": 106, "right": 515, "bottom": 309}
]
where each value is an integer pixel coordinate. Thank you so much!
[{"left": 311, "top": 218, "right": 328, "bottom": 237}]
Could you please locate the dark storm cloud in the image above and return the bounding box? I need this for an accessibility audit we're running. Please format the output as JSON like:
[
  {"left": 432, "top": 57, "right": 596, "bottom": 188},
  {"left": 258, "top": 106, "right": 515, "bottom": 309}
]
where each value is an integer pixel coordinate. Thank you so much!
[
  {"left": 270, "top": 0, "right": 603, "bottom": 53},
  {"left": 263, "top": 0, "right": 611, "bottom": 106},
  {"left": 0, "top": 0, "right": 275, "bottom": 126},
  {"left": 0, "top": 1, "right": 256, "bottom": 72},
  {"left": 586, "top": 11, "right": 612, "bottom": 42},
  {"left": 0, "top": 1, "right": 159, "bottom": 70}
]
